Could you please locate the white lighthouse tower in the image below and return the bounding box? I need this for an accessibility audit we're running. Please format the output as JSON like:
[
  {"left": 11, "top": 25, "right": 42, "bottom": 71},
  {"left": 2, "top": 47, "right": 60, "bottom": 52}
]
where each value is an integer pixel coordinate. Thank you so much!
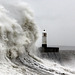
[{"left": 42, "top": 30, "right": 47, "bottom": 49}]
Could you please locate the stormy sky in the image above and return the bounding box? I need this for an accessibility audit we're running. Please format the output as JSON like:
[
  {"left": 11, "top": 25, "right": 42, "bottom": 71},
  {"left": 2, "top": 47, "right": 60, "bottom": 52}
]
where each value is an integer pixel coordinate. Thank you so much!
[
  {"left": 0, "top": 0, "right": 75, "bottom": 46},
  {"left": 23, "top": 0, "right": 75, "bottom": 46}
]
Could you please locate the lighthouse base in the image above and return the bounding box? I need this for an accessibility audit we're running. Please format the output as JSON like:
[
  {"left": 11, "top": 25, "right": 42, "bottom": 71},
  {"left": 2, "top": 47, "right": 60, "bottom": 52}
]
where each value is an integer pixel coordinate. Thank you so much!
[
  {"left": 42, "top": 44, "right": 47, "bottom": 49},
  {"left": 45, "top": 47, "right": 59, "bottom": 52},
  {"left": 40, "top": 47, "right": 59, "bottom": 52}
]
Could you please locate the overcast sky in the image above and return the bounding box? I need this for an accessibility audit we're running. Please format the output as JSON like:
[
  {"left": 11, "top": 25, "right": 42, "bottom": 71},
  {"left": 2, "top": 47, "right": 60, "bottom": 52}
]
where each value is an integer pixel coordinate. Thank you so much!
[
  {"left": 0, "top": 0, "right": 75, "bottom": 46},
  {"left": 23, "top": 0, "right": 75, "bottom": 46}
]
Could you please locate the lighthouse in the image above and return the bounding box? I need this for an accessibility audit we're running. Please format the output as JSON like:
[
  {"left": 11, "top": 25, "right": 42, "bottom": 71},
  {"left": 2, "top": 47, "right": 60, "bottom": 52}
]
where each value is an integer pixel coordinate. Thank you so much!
[
  {"left": 42, "top": 30, "right": 59, "bottom": 52},
  {"left": 42, "top": 30, "right": 47, "bottom": 49}
]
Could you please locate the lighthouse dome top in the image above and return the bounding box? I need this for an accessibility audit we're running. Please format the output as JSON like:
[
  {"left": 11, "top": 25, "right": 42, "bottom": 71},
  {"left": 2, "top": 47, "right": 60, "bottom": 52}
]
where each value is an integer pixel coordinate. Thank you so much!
[{"left": 43, "top": 29, "right": 46, "bottom": 33}]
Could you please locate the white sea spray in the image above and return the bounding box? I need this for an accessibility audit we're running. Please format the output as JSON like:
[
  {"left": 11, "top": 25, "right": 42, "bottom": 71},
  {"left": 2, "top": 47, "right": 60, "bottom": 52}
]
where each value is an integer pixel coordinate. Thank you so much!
[{"left": 0, "top": 1, "right": 74, "bottom": 75}]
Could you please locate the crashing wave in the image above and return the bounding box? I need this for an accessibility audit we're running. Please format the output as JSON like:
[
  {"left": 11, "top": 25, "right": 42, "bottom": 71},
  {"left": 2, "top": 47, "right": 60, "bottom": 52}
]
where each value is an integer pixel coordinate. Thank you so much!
[{"left": 0, "top": 1, "right": 75, "bottom": 75}]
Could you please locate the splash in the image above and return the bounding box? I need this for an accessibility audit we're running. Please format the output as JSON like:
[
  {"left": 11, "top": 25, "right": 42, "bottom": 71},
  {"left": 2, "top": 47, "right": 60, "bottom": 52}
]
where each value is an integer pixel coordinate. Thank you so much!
[
  {"left": 0, "top": 2, "right": 39, "bottom": 75},
  {"left": 0, "top": 1, "right": 75, "bottom": 75}
]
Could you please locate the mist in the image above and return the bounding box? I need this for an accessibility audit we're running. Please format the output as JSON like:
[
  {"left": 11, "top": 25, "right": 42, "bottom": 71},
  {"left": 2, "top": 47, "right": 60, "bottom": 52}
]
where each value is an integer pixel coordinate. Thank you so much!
[{"left": 0, "top": 0, "right": 75, "bottom": 75}]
